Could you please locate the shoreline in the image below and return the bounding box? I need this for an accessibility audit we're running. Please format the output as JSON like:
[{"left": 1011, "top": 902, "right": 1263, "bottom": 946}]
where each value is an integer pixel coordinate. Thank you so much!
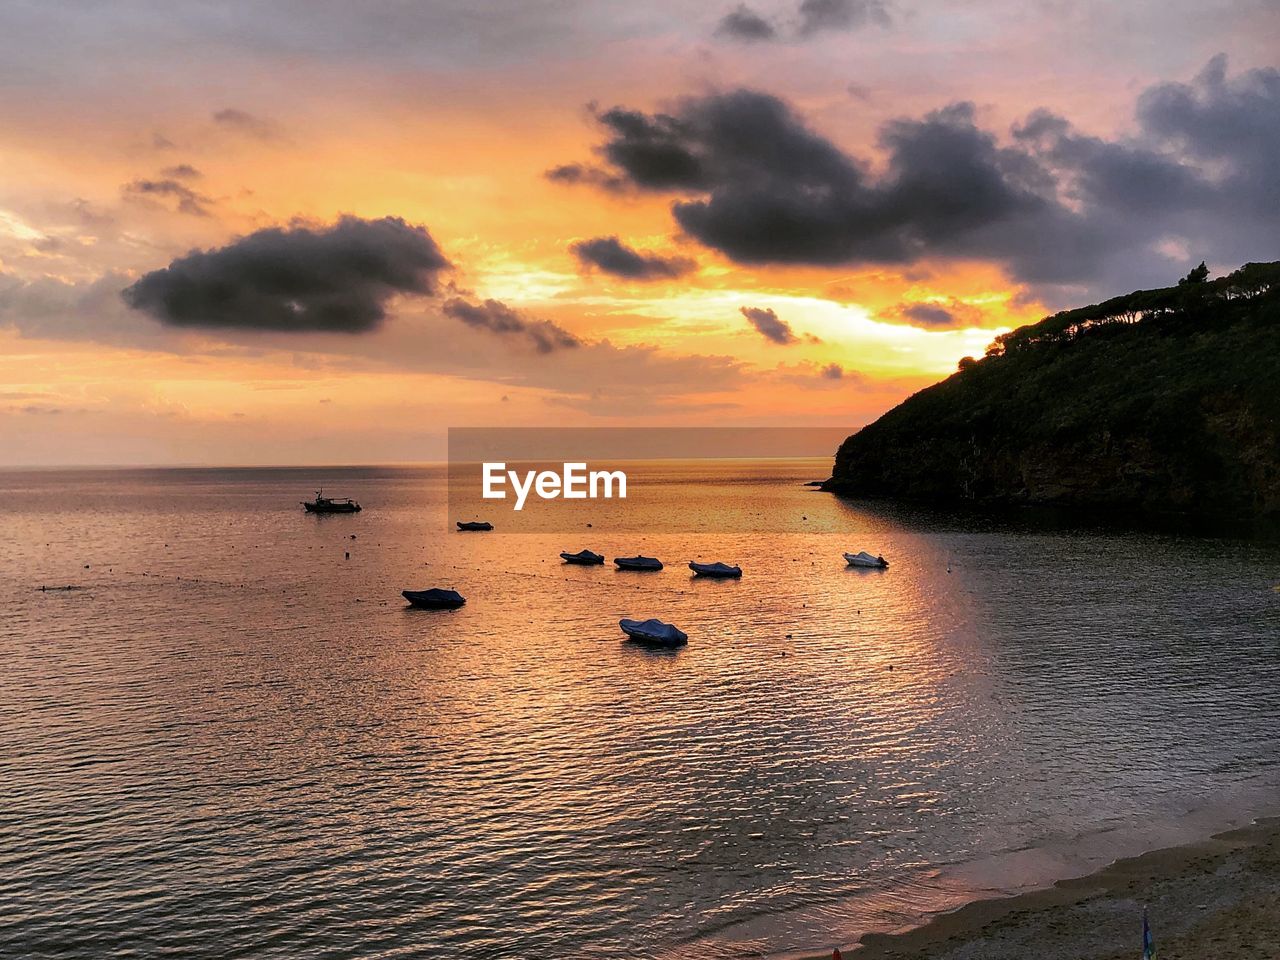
[{"left": 801, "top": 816, "right": 1280, "bottom": 959}]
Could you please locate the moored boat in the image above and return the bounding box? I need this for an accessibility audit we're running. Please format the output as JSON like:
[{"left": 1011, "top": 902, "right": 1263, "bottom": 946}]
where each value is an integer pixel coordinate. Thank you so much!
[
  {"left": 844, "top": 551, "right": 889, "bottom": 569},
  {"left": 456, "top": 521, "right": 494, "bottom": 531},
  {"left": 302, "top": 490, "right": 361, "bottom": 513},
  {"left": 560, "top": 549, "right": 605, "bottom": 565},
  {"left": 619, "top": 617, "right": 687, "bottom": 647},
  {"left": 614, "top": 555, "right": 663, "bottom": 571},
  {"left": 689, "top": 561, "right": 742, "bottom": 578},
  {"left": 402, "top": 588, "right": 466, "bottom": 609}
]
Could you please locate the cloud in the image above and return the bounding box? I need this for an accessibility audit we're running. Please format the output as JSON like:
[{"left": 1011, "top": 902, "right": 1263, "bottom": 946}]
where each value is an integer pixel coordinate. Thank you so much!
[
  {"left": 0, "top": 269, "right": 187, "bottom": 350},
  {"left": 122, "top": 177, "right": 213, "bottom": 217},
  {"left": 442, "top": 297, "right": 580, "bottom": 353},
  {"left": 1, "top": 266, "right": 753, "bottom": 428},
  {"left": 554, "top": 58, "right": 1280, "bottom": 299},
  {"left": 716, "top": 5, "right": 777, "bottom": 41},
  {"left": 544, "top": 163, "right": 628, "bottom": 192},
  {"left": 769, "top": 360, "right": 870, "bottom": 390},
  {"left": 212, "top": 108, "right": 282, "bottom": 141},
  {"left": 715, "top": 0, "right": 887, "bottom": 42},
  {"left": 122, "top": 216, "right": 450, "bottom": 332},
  {"left": 570, "top": 236, "right": 696, "bottom": 280},
  {"left": 160, "top": 164, "right": 201, "bottom": 179},
  {"left": 544, "top": 392, "right": 741, "bottom": 417},
  {"left": 898, "top": 303, "right": 956, "bottom": 327},
  {"left": 797, "top": 0, "right": 890, "bottom": 35},
  {"left": 876, "top": 297, "right": 991, "bottom": 329},
  {"left": 3, "top": 267, "right": 746, "bottom": 405},
  {"left": 557, "top": 103, "right": 713, "bottom": 193},
  {"left": 668, "top": 95, "right": 1065, "bottom": 271},
  {"left": 741, "top": 305, "right": 800, "bottom": 344}
]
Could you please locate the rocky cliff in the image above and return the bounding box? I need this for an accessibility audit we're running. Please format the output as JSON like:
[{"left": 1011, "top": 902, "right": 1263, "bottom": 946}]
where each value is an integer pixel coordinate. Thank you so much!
[{"left": 825, "top": 262, "right": 1280, "bottom": 521}]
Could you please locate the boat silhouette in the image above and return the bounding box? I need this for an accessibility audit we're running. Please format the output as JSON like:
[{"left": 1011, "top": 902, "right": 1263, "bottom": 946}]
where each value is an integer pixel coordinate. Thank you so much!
[{"left": 302, "top": 490, "right": 361, "bottom": 513}]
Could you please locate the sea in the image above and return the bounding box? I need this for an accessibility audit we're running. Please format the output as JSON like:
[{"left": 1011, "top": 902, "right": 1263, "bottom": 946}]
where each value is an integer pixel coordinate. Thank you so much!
[{"left": 2, "top": 461, "right": 1278, "bottom": 959}]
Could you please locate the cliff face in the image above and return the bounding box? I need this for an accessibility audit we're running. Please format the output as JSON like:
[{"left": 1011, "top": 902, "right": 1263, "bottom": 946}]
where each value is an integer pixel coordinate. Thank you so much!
[{"left": 826, "top": 263, "right": 1280, "bottom": 520}]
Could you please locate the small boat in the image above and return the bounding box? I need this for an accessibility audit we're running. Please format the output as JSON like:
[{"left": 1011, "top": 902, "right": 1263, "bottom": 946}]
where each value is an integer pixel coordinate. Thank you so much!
[
  {"left": 619, "top": 618, "right": 688, "bottom": 648},
  {"left": 844, "top": 551, "right": 889, "bottom": 569},
  {"left": 560, "top": 549, "right": 605, "bottom": 565},
  {"left": 614, "top": 556, "right": 663, "bottom": 571},
  {"left": 456, "top": 521, "right": 494, "bottom": 531},
  {"left": 402, "top": 588, "right": 466, "bottom": 609},
  {"left": 302, "top": 490, "right": 361, "bottom": 513},
  {"left": 689, "top": 561, "right": 742, "bottom": 578}
]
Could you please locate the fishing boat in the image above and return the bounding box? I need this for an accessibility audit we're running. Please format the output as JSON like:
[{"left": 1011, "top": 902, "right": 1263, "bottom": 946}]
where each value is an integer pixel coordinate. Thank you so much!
[
  {"left": 456, "top": 521, "right": 494, "bottom": 531},
  {"left": 689, "top": 561, "right": 742, "bottom": 578},
  {"left": 614, "top": 555, "right": 663, "bottom": 571},
  {"left": 619, "top": 618, "right": 687, "bottom": 648},
  {"left": 844, "top": 551, "right": 889, "bottom": 569},
  {"left": 302, "top": 490, "right": 361, "bottom": 513},
  {"left": 560, "top": 549, "right": 605, "bottom": 565},
  {"left": 402, "top": 588, "right": 466, "bottom": 609}
]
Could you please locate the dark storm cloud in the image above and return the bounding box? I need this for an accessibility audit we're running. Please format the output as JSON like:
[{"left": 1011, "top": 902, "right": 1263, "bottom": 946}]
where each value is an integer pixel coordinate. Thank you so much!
[
  {"left": 442, "top": 298, "right": 580, "bottom": 353},
  {"left": 121, "top": 177, "right": 213, "bottom": 217},
  {"left": 570, "top": 236, "right": 696, "bottom": 279},
  {"left": 716, "top": 5, "right": 777, "bottom": 41},
  {"left": 547, "top": 104, "right": 711, "bottom": 193},
  {"left": 556, "top": 88, "right": 857, "bottom": 203},
  {"left": 595, "top": 105, "right": 710, "bottom": 190},
  {"left": 122, "top": 216, "right": 450, "bottom": 332},
  {"left": 740, "top": 306, "right": 799, "bottom": 344},
  {"left": 1136, "top": 54, "right": 1280, "bottom": 169},
  {"left": 554, "top": 58, "right": 1280, "bottom": 298},
  {"left": 797, "top": 0, "right": 890, "bottom": 34},
  {"left": 666, "top": 96, "right": 1071, "bottom": 274}
]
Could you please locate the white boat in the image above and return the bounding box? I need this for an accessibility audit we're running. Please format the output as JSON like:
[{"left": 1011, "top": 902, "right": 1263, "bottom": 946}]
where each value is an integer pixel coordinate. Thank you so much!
[
  {"left": 456, "top": 521, "right": 494, "bottom": 531},
  {"left": 689, "top": 561, "right": 742, "bottom": 578},
  {"left": 614, "top": 555, "right": 663, "bottom": 571},
  {"left": 619, "top": 618, "right": 688, "bottom": 647},
  {"left": 844, "top": 551, "right": 889, "bottom": 569},
  {"left": 560, "top": 549, "right": 605, "bottom": 565}
]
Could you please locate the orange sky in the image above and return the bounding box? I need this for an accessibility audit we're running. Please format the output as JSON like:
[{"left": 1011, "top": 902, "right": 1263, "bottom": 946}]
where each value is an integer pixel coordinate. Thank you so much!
[{"left": 0, "top": 0, "right": 1274, "bottom": 464}]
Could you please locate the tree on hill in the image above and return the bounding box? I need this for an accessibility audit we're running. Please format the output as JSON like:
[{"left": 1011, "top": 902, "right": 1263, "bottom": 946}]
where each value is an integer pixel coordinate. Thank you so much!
[{"left": 1179, "top": 261, "right": 1209, "bottom": 285}]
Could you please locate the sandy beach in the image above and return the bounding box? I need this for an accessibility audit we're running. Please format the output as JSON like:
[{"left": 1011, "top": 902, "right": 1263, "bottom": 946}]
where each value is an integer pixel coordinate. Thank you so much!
[{"left": 808, "top": 818, "right": 1280, "bottom": 959}]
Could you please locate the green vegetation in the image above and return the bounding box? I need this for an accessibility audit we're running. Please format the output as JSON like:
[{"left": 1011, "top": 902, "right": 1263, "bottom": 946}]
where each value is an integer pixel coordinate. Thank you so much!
[{"left": 827, "top": 261, "right": 1280, "bottom": 519}]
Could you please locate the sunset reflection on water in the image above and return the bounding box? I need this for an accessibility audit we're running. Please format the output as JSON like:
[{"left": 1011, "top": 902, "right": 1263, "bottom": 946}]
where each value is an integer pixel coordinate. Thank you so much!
[{"left": 1, "top": 462, "right": 1278, "bottom": 959}]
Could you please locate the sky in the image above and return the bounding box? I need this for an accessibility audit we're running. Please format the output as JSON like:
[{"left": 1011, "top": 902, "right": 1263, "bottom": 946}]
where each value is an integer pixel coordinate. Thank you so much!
[{"left": 0, "top": 0, "right": 1276, "bottom": 465}]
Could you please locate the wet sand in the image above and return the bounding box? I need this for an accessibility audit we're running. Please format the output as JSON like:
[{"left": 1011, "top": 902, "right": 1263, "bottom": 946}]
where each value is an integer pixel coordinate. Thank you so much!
[{"left": 807, "top": 818, "right": 1280, "bottom": 959}]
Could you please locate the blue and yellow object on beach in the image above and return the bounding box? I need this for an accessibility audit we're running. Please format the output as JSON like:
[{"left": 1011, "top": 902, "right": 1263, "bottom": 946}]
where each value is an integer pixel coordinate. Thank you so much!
[{"left": 1142, "top": 908, "right": 1157, "bottom": 959}]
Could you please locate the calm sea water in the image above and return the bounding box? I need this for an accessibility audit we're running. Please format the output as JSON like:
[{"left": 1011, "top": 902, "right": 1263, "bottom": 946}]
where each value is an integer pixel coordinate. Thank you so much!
[{"left": 2, "top": 462, "right": 1278, "bottom": 959}]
